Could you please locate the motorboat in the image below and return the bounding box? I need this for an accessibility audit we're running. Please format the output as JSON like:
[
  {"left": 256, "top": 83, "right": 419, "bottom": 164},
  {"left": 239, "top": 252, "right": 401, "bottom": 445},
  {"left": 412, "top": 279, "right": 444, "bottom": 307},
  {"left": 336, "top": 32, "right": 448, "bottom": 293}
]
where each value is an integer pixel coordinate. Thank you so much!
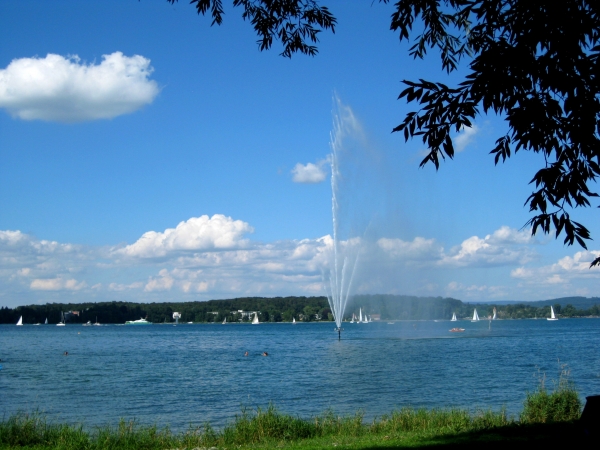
[{"left": 125, "top": 318, "right": 152, "bottom": 325}]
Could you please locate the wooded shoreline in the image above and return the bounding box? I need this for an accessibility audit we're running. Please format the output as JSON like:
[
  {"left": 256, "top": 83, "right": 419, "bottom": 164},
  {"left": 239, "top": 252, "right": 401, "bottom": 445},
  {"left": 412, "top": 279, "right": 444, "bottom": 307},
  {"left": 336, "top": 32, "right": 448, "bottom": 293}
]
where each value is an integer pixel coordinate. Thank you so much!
[{"left": 2, "top": 295, "right": 600, "bottom": 325}]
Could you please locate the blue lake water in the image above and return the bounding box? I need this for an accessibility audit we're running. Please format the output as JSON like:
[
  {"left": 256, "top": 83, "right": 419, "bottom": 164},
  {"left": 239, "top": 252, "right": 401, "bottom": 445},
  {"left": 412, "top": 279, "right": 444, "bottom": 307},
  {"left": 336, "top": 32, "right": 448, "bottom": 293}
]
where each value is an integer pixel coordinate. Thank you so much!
[{"left": 1, "top": 319, "right": 599, "bottom": 430}]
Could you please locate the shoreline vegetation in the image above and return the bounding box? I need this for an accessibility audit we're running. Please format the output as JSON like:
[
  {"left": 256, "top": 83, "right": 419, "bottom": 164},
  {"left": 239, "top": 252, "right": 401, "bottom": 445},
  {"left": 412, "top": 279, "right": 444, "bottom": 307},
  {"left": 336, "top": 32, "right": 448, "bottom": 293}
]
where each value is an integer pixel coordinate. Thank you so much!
[
  {"left": 0, "top": 375, "right": 587, "bottom": 449},
  {"left": 2, "top": 295, "right": 600, "bottom": 325}
]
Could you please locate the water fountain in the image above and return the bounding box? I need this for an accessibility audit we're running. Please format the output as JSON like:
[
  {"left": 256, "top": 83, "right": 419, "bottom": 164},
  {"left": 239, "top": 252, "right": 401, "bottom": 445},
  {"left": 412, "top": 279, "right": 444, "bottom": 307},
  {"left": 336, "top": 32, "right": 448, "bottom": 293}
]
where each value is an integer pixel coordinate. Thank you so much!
[{"left": 325, "top": 98, "right": 361, "bottom": 340}]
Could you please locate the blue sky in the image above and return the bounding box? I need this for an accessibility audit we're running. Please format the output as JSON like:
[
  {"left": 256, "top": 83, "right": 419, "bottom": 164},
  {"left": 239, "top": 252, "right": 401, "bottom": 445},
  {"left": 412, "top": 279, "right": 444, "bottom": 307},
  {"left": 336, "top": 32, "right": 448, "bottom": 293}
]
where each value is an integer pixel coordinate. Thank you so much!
[{"left": 1, "top": 0, "right": 598, "bottom": 308}]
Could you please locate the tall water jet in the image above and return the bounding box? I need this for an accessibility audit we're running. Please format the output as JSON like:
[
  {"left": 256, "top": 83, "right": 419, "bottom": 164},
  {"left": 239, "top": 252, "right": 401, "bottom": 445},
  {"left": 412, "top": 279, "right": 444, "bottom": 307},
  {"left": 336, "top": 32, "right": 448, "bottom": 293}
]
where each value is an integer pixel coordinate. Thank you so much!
[{"left": 324, "top": 98, "right": 361, "bottom": 340}]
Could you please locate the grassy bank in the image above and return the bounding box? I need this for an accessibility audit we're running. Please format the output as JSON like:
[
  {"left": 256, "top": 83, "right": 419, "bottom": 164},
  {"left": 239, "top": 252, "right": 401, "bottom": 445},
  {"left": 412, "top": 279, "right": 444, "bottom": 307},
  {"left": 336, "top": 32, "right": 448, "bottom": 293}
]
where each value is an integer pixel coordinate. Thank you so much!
[{"left": 0, "top": 380, "right": 587, "bottom": 449}]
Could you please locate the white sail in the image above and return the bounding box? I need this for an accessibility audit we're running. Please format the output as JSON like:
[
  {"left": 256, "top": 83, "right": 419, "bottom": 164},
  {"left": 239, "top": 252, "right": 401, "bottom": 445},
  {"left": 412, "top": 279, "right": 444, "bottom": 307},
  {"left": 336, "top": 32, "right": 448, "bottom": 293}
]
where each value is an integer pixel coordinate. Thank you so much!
[
  {"left": 359, "top": 308, "right": 363, "bottom": 323},
  {"left": 16, "top": 316, "right": 23, "bottom": 326},
  {"left": 350, "top": 313, "right": 355, "bottom": 323},
  {"left": 492, "top": 307, "right": 497, "bottom": 320},
  {"left": 223, "top": 317, "right": 227, "bottom": 324},
  {"left": 252, "top": 312, "right": 259, "bottom": 324},
  {"left": 471, "top": 309, "right": 479, "bottom": 322},
  {"left": 292, "top": 317, "right": 296, "bottom": 324},
  {"left": 57, "top": 311, "right": 66, "bottom": 326},
  {"left": 94, "top": 316, "right": 101, "bottom": 326},
  {"left": 548, "top": 306, "right": 558, "bottom": 321},
  {"left": 44, "top": 318, "right": 48, "bottom": 324},
  {"left": 451, "top": 313, "right": 457, "bottom": 322}
]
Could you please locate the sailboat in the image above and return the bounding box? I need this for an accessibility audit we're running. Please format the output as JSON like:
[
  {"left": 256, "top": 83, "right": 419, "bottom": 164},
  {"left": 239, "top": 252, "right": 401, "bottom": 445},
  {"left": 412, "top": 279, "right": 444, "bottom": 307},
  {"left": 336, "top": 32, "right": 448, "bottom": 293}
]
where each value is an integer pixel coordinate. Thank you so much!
[
  {"left": 44, "top": 318, "right": 48, "bottom": 325},
  {"left": 222, "top": 317, "right": 227, "bottom": 324},
  {"left": 350, "top": 313, "right": 355, "bottom": 323},
  {"left": 292, "top": 317, "right": 296, "bottom": 324},
  {"left": 471, "top": 309, "right": 479, "bottom": 322},
  {"left": 492, "top": 307, "right": 497, "bottom": 320},
  {"left": 358, "top": 308, "right": 363, "bottom": 323},
  {"left": 93, "top": 316, "right": 101, "bottom": 326},
  {"left": 451, "top": 312, "right": 457, "bottom": 322},
  {"left": 56, "top": 311, "right": 66, "bottom": 326},
  {"left": 252, "top": 312, "right": 259, "bottom": 325},
  {"left": 16, "top": 316, "right": 23, "bottom": 326},
  {"left": 547, "top": 306, "right": 558, "bottom": 321}
]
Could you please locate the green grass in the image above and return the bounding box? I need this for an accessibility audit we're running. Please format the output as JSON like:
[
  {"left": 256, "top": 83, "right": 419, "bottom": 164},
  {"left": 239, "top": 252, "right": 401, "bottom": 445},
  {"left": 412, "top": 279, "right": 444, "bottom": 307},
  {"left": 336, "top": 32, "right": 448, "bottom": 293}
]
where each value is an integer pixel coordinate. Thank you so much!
[{"left": 0, "top": 373, "right": 586, "bottom": 449}]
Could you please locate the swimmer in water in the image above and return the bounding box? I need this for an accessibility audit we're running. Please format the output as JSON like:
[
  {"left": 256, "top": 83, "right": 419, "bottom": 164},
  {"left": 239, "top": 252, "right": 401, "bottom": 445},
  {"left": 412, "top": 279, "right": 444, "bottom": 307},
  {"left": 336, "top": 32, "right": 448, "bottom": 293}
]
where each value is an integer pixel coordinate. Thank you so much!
[
  {"left": 262, "top": 352, "right": 268, "bottom": 357},
  {"left": 244, "top": 351, "right": 249, "bottom": 356},
  {"left": 64, "top": 351, "right": 68, "bottom": 356}
]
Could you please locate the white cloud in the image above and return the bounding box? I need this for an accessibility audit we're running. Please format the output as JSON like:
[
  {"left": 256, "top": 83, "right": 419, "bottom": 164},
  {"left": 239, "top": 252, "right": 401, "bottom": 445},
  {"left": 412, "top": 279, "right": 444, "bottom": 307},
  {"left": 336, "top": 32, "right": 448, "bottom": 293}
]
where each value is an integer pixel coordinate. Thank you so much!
[
  {"left": 118, "top": 214, "right": 254, "bottom": 258},
  {"left": 454, "top": 125, "right": 479, "bottom": 152},
  {"left": 376, "top": 227, "right": 535, "bottom": 268},
  {"left": 0, "top": 52, "right": 159, "bottom": 122},
  {"left": 445, "top": 281, "right": 507, "bottom": 299},
  {"left": 377, "top": 237, "right": 442, "bottom": 261},
  {"left": 30, "top": 277, "right": 86, "bottom": 291},
  {"left": 1, "top": 220, "right": 592, "bottom": 306},
  {"left": 108, "top": 282, "right": 144, "bottom": 291},
  {"left": 144, "top": 269, "right": 174, "bottom": 292},
  {"left": 511, "top": 250, "right": 600, "bottom": 285},
  {"left": 439, "top": 226, "right": 535, "bottom": 267},
  {"left": 291, "top": 159, "right": 328, "bottom": 183}
]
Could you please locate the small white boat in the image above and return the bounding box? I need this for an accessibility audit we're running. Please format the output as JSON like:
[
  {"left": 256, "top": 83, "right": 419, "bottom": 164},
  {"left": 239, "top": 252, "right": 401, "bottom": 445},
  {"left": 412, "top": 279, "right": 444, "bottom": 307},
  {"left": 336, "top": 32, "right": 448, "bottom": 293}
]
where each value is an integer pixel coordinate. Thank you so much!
[
  {"left": 492, "top": 307, "right": 497, "bottom": 320},
  {"left": 222, "top": 317, "right": 227, "bottom": 324},
  {"left": 471, "top": 309, "right": 479, "bottom": 322},
  {"left": 93, "top": 316, "right": 101, "bottom": 326},
  {"left": 292, "top": 317, "right": 296, "bottom": 324},
  {"left": 44, "top": 318, "right": 48, "bottom": 325},
  {"left": 187, "top": 321, "right": 193, "bottom": 324},
  {"left": 547, "top": 306, "right": 558, "bottom": 321},
  {"left": 82, "top": 320, "right": 92, "bottom": 326},
  {"left": 252, "top": 312, "right": 259, "bottom": 325},
  {"left": 350, "top": 313, "right": 355, "bottom": 323},
  {"left": 16, "top": 316, "right": 23, "bottom": 326},
  {"left": 57, "top": 311, "right": 66, "bottom": 326},
  {"left": 451, "top": 312, "right": 457, "bottom": 322}
]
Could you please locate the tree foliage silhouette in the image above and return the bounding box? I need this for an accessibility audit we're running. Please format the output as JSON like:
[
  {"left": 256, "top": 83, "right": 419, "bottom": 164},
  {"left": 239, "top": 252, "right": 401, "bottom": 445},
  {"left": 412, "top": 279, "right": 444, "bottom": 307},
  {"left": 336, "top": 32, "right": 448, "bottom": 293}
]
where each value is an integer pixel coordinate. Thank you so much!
[{"left": 168, "top": 0, "right": 600, "bottom": 267}]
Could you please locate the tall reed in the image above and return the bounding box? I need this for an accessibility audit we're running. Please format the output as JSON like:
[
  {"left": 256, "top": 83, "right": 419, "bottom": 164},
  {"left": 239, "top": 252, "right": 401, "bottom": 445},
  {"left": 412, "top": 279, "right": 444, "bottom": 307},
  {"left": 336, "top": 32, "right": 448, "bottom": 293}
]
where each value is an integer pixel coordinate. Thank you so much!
[{"left": 520, "top": 365, "right": 582, "bottom": 423}]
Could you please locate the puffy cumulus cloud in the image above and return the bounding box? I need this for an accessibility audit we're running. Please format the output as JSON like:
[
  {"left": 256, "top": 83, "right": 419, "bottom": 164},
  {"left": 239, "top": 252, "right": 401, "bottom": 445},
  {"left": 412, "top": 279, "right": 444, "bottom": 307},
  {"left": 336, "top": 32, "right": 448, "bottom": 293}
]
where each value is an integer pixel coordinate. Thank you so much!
[
  {"left": 454, "top": 125, "right": 479, "bottom": 152},
  {"left": 144, "top": 269, "right": 174, "bottom": 292},
  {"left": 377, "top": 237, "right": 442, "bottom": 261},
  {"left": 30, "top": 277, "right": 86, "bottom": 291},
  {"left": 375, "top": 227, "right": 535, "bottom": 268},
  {"left": 118, "top": 215, "right": 254, "bottom": 258},
  {"left": 0, "top": 230, "right": 85, "bottom": 277},
  {"left": 511, "top": 250, "right": 600, "bottom": 285},
  {"left": 439, "top": 226, "right": 536, "bottom": 267},
  {"left": 0, "top": 52, "right": 159, "bottom": 122},
  {"left": 291, "top": 159, "right": 328, "bottom": 183}
]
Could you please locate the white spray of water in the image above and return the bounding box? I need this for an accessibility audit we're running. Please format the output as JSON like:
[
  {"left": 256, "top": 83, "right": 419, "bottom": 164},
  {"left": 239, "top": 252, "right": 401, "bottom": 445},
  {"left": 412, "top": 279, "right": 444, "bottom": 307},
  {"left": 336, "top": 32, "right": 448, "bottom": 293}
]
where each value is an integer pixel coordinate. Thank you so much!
[{"left": 325, "top": 99, "right": 361, "bottom": 330}]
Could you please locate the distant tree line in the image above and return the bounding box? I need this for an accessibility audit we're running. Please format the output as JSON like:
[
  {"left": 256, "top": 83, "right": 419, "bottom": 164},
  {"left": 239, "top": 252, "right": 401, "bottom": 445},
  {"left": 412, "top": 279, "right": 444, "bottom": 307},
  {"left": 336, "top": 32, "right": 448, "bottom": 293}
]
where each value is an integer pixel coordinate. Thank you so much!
[
  {"left": 348, "top": 295, "right": 600, "bottom": 320},
  {"left": 0, "top": 297, "right": 331, "bottom": 325},
  {"left": 1, "top": 295, "right": 599, "bottom": 325}
]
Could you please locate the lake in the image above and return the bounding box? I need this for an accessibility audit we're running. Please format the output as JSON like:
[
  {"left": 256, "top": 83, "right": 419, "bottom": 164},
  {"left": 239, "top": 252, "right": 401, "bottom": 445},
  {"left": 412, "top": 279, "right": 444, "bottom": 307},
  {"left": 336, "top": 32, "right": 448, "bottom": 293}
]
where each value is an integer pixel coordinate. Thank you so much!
[{"left": 1, "top": 318, "right": 599, "bottom": 430}]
